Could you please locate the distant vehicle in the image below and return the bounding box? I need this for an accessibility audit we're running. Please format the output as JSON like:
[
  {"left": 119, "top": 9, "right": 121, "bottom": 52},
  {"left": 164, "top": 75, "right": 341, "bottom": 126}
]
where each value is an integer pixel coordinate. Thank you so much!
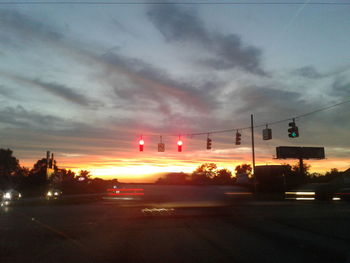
[
  {"left": 332, "top": 188, "right": 350, "bottom": 201},
  {"left": 285, "top": 174, "right": 350, "bottom": 201},
  {"left": 103, "top": 186, "right": 144, "bottom": 201},
  {"left": 46, "top": 189, "right": 62, "bottom": 200},
  {"left": 2, "top": 189, "right": 22, "bottom": 201},
  {"left": 285, "top": 183, "right": 334, "bottom": 201}
]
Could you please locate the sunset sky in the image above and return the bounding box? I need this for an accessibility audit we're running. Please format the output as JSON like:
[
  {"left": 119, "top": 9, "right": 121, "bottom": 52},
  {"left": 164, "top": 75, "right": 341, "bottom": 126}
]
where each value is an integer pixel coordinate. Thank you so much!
[{"left": 0, "top": 1, "right": 349, "bottom": 182}]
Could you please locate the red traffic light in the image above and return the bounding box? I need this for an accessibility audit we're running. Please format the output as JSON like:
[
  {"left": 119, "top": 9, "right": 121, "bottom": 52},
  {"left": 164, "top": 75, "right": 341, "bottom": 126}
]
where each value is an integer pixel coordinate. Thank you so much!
[
  {"left": 177, "top": 140, "right": 183, "bottom": 152},
  {"left": 139, "top": 139, "right": 144, "bottom": 151}
]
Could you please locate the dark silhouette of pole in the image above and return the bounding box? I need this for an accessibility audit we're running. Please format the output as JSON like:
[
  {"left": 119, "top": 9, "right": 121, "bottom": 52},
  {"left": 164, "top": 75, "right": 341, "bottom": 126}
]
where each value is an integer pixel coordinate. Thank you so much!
[
  {"left": 251, "top": 114, "right": 256, "bottom": 193},
  {"left": 299, "top": 158, "right": 304, "bottom": 176}
]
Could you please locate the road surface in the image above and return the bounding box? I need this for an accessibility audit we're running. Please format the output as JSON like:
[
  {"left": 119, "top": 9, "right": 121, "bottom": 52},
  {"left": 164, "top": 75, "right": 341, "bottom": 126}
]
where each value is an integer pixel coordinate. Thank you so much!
[{"left": 1, "top": 199, "right": 350, "bottom": 263}]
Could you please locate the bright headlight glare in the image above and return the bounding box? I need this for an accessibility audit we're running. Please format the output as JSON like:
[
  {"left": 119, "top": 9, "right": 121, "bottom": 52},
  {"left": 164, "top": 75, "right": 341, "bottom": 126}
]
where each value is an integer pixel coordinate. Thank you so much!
[
  {"left": 4, "top": 192, "right": 11, "bottom": 199},
  {"left": 47, "top": 191, "right": 52, "bottom": 196},
  {"left": 285, "top": 191, "right": 315, "bottom": 196},
  {"left": 54, "top": 192, "right": 59, "bottom": 196}
]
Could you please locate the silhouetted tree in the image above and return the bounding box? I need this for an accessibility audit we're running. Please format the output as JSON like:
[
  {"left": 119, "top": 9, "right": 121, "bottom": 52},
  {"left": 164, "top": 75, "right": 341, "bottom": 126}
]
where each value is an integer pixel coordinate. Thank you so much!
[
  {"left": 214, "top": 168, "right": 233, "bottom": 184},
  {"left": 156, "top": 172, "right": 188, "bottom": 184},
  {"left": 0, "top": 149, "right": 23, "bottom": 188},
  {"left": 235, "top": 164, "right": 252, "bottom": 177},
  {"left": 291, "top": 162, "right": 311, "bottom": 176},
  {"left": 192, "top": 163, "right": 217, "bottom": 184},
  {"left": 26, "top": 158, "right": 53, "bottom": 194},
  {"left": 79, "top": 170, "right": 90, "bottom": 178},
  {"left": 323, "top": 168, "right": 342, "bottom": 182}
]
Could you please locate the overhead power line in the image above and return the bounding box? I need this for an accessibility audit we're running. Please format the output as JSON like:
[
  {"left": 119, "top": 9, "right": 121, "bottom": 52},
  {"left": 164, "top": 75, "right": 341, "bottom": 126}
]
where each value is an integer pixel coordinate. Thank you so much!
[
  {"left": 141, "top": 99, "right": 350, "bottom": 138},
  {"left": 1, "top": 1, "right": 350, "bottom": 5}
]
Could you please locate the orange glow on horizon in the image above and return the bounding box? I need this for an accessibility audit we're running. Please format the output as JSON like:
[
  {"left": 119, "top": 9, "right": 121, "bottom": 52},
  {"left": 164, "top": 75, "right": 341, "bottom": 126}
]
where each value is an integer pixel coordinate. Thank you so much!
[{"left": 20, "top": 152, "right": 350, "bottom": 183}]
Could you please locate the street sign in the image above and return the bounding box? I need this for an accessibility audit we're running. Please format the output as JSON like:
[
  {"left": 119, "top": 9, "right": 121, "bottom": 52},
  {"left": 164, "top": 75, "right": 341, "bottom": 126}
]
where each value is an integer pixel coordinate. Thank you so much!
[
  {"left": 276, "top": 146, "right": 325, "bottom": 159},
  {"left": 158, "top": 143, "right": 165, "bottom": 152}
]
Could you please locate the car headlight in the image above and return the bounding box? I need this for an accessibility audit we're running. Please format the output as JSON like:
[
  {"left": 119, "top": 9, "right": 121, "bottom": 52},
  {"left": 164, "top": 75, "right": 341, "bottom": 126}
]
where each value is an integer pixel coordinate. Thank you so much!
[
  {"left": 4, "top": 192, "right": 11, "bottom": 199},
  {"left": 47, "top": 191, "right": 52, "bottom": 197},
  {"left": 54, "top": 192, "right": 59, "bottom": 196},
  {"left": 18, "top": 193, "right": 22, "bottom": 198}
]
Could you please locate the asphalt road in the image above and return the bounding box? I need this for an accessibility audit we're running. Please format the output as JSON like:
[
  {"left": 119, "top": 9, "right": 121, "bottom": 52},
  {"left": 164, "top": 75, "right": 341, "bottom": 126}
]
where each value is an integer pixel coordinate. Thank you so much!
[{"left": 1, "top": 199, "right": 350, "bottom": 263}]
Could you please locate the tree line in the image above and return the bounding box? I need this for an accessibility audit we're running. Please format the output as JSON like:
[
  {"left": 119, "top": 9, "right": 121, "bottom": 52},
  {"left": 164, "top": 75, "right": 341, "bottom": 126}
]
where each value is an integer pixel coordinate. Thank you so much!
[
  {"left": 0, "top": 149, "right": 118, "bottom": 196},
  {"left": 156, "top": 162, "right": 347, "bottom": 186},
  {"left": 156, "top": 163, "right": 253, "bottom": 185},
  {"left": 0, "top": 148, "right": 346, "bottom": 193}
]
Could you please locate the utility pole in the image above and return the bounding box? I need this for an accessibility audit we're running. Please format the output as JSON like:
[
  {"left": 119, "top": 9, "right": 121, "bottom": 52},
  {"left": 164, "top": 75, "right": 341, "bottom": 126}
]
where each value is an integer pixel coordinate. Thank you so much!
[
  {"left": 46, "top": 151, "right": 50, "bottom": 179},
  {"left": 299, "top": 158, "right": 304, "bottom": 177},
  {"left": 251, "top": 114, "right": 256, "bottom": 193}
]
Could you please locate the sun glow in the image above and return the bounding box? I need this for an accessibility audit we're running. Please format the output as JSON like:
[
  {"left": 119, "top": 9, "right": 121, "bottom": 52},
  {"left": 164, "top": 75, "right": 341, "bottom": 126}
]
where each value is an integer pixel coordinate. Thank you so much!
[
  {"left": 21, "top": 151, "right": 350, "bottom": 183},
  {"left": 84, "top": 164, "right": 195, "bottom": 182}
]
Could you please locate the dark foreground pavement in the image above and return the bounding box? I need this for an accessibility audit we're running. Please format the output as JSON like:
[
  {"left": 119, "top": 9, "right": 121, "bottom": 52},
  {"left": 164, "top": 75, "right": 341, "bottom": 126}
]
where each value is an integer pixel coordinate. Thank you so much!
[{"left": 1, "top": 201, "right": 350, "bottom": 263}]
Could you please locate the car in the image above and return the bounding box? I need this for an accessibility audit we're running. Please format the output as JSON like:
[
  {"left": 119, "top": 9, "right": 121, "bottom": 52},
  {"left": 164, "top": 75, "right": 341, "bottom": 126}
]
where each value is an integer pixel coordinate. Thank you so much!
[
  {"left": 46, "top": 189, "right": 62, "bottom": 200},
  {"left": 103, "top": 186, "right": 144, "bottom": 201},
  {"left": 285, "top": 183, "right": 335, "bottom": 201},
  {"left": 2, "top": 189, "right": 22, "bottom": 201},
  {"left": 332, "top": 188, "right": 350, "bottom": 201}
]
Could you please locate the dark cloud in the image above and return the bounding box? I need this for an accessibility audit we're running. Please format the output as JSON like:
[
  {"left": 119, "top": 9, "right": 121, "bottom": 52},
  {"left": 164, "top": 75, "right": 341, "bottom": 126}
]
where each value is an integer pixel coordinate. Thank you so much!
[
  {"left": 0, "top": 105, "right": 71, "bottom": 130},
  {"left": 4, "top": 73, "right": 99, "bottom": 107},
  {"left": 293, "top": 66, "right": 324, "bottom": 79},
  {"left": 233, "top": 85, "right": 304, "bottom": 116},
  {"left": 0, "top": 8, "right": 62, "bottom": 45},
  {"left": 331, "top": 77, "right": 350, "bottom": 97},
  {"left": 147, "top": 4, "right": 265, "bottom": 75},
  {"left": 292, "top": 65, "right": 350, "bottom": 80},
  {"left": 31, "top": 78, "right": 95, "bottom": 107},
  {"left": 101, "top": 52, "right": 220, "bottom": 115},
  {"left": 148, "top": 5, "right": 209, "bottom": 43},
  {"left": 0, "top": 106, "right": 120, "bottom": 158}
]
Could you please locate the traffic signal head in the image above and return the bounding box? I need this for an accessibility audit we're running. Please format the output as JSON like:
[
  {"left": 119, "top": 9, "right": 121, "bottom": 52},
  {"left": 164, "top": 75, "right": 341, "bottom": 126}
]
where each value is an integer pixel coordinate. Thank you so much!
[
  {"left": 207, "top": 138, "right": 212, "bottom": 150},
  {"left": 235, "top": 131, "right": 241, "bottom": 145},
  {"left": 293, "top": 126, "right": 299, "bottom": 138},
  {"left": 139, "top": 139, "right": 144, "bottom": 151},
  {"left": 288, "top": 121, "right": 299, "bottom": 138},
  {"left": 177, "top": 140, "right": 183, "bottom": 152}
]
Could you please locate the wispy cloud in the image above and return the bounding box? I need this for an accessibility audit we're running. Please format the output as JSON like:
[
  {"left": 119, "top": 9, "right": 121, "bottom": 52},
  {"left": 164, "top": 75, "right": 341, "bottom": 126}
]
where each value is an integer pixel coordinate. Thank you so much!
[
  {"left": 31, "top": 78, "right": 96, "bottom": 107},
  {"left": 2, "top": 73, "right": 99, "bottom": 107}
]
